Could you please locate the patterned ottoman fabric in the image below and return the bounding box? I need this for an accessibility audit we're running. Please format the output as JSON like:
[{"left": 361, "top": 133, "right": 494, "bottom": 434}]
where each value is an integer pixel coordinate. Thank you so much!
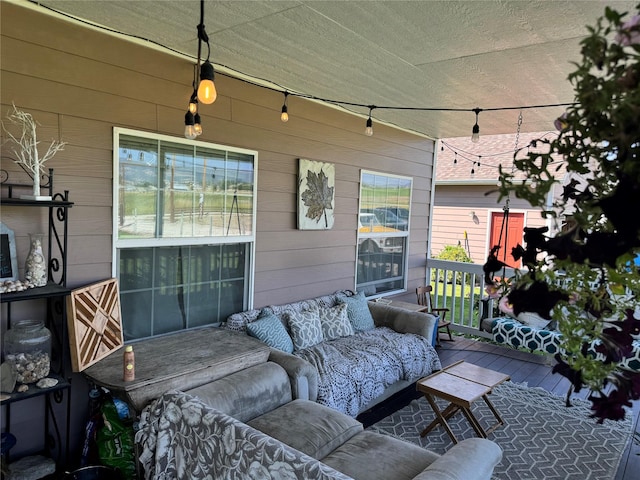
[
  {"left": 492, "top": 318, "right": 562, "bottom": 355},
  {"left": 492, "top": 317, "right": 640, "bottom": 371}
]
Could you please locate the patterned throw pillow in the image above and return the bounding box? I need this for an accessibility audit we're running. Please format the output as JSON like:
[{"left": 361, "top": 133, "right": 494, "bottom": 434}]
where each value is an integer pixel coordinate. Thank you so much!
[
  {"left": 319, "top": 303, "right": 354, "bottom": 340},
  {"left": 286, "top": 306, "right": 324, "bottom": 351},
  {"left": 246, "top": 311, "right": 294, "bottom": 353},
  {"left": 338, "top": 290, "right": 375, "bottom": 331}
]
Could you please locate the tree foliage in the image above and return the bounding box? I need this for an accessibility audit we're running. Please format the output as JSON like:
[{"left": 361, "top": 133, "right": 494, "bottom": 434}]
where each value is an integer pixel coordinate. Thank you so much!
[{"left": 486, "top": 4, "right": 640, "bottom": 422}]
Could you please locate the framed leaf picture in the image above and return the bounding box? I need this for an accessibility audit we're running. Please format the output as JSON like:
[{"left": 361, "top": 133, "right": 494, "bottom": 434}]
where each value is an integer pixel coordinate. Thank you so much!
[{"left": 298, "top": 159, "right": 335, "bottom": 230}]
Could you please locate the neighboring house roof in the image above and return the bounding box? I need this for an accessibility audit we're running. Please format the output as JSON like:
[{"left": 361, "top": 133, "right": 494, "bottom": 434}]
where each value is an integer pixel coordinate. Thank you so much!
[{"left": 436, "top": 131, "right": 564, "bottom": 185}]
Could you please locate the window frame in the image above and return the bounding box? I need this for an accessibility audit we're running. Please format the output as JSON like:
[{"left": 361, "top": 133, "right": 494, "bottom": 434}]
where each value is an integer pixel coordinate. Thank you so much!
[
  {"left": 356, "top": 169, "right": 412, "bottom": 298},
  {"left": 111, "top": 127, "right": 258, "bottom": 338}
]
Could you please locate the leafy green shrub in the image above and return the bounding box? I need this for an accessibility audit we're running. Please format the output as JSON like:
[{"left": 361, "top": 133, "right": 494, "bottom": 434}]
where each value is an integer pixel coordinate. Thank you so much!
[{"left": 432, "top": 245, "right": 473, "bottom": 284}]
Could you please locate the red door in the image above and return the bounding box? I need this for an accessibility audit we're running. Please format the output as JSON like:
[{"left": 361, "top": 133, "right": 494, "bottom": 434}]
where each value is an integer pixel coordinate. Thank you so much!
[{"left": 489, "top": 211, "right": 524, "bottom": 268}]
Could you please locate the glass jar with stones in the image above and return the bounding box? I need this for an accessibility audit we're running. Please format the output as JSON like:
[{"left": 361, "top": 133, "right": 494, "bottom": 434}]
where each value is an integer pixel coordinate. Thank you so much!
[{"left": 4, "top": 319, "right": 51, "bottom": 384}]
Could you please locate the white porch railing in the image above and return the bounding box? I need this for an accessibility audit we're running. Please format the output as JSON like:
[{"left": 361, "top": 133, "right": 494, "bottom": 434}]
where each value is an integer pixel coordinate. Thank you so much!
[{"left": 425, "top": 258, "right": 515, "bottom": 339}]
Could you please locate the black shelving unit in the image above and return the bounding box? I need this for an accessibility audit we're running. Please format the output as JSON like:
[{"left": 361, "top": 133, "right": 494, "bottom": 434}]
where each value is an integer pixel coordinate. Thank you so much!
[{"left": 1, "top": 168, "right": 73, "bottom": 470}]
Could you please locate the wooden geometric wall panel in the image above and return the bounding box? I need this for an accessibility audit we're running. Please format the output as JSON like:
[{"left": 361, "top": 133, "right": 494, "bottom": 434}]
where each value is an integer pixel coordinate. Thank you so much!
[{"left": 67, "top": 278, "right": 124, "bottom": 372}]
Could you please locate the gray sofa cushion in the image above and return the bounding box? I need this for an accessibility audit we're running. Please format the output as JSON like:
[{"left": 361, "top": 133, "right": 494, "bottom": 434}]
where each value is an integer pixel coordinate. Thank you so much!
[
  {"left": 185, "top": 362, "right": 292, "bottom": 422},
  {"left": 248, "top": 399, "right": 363, "bottom": 460},
  {"left": 322, "top": 430, "right": 438, "bottom": 480}
]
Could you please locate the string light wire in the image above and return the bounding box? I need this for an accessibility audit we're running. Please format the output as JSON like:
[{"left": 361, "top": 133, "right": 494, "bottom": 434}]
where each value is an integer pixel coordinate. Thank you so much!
[{"left": 36, "top": 2, "right": 576, "bottom": 134}]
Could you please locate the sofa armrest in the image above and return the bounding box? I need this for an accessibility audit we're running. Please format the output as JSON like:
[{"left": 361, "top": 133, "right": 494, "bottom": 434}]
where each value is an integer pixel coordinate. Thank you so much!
[
  {"left": 412, "top": 438, "right": 502, "bottom": 480},
  {"left": 268, "top": 349, "right": 318, "bottom": 401},
  {"left": 368, "top": 302, "right": 438, "bottom": 344}
]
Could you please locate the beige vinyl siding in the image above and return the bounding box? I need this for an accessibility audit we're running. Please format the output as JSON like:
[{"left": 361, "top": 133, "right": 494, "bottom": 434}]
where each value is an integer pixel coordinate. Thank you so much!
[
  {"left": 1, "top": 2, "right": 438, "bottom": 457},
  {"left": 1, "top": 3, "right": 435, "bottom": 312},
  {"left": 2, "top": 4, "right": 435, "bottom": 311},
  {"left": 432, "top": 185, "right": 547, "bottom": 264}
]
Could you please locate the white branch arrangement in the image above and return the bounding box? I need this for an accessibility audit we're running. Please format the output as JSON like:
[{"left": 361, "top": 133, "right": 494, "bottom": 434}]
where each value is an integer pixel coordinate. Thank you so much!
[{"left": 1, "top": 103, "right": 66, "bottom": 200}]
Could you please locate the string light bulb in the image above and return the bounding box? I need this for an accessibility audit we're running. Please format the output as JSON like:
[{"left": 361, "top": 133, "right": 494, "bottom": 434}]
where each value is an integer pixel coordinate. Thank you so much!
[
  {"left": 184, "top": 111, "right": 197, "bottom": 140},
  {"left": 365, "top": 106, "right": 374, "bottom": 136},
  {"left": 194, "top": 113, "right": 203, "bottom": 136},
  {"left": 471, "top": 107, "right": 481, "bottom": 143},
  {"left": 198, "top": 60, "right": 217, "bottom": 104},
  {"left": 188, "top": 91, "right": 198, "bottom": 114},
  {"left": 280, "top": 92, "right": 289, "bottom": 122}
]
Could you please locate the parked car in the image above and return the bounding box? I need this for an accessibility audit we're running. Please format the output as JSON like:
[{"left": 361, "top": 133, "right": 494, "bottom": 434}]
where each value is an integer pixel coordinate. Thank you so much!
[
  {"left": 358, "top": 213, "right": 403, "bottom": 253},
  {"left": 373, "top": 207, "right": 408, "bottom": 231}
]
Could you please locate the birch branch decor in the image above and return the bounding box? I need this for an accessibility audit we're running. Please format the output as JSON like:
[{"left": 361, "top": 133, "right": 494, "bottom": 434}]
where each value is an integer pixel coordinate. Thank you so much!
[{"left": 1, "top": 104, "right": 66, "bottom": 200}]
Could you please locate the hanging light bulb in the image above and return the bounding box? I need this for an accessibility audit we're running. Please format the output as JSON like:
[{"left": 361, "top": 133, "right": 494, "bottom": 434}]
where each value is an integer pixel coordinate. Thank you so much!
[
  {"left": 453, "top": 152, "right": 457, "bottom": 164},
  {"left": 184, "top": 111, "right": 197, "bottom": 140},
  {"left": 365, "top": 107, "right": 374, "bottom": 136},
  {"left": 471, "top": 107, "right": 481, "bottom": 143},
  {"left": 194, "top": 113, "right": 203, "bottom": 136},
  {"left": 280, "top": 92, "right": 289, "bottom": 122},
  {"left": 198, "top": 60, "right": 217, "bottom": 104},
  {"left": 188, "top": 90, "right": 198, "bottom": 114}
]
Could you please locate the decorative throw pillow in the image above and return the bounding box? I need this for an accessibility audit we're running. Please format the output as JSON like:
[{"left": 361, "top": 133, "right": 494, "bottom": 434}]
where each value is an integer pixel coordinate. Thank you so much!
[
  {"left": 246, "top": 311, "right": 294, "bottom": 353},
  {"left": 319, "top": 303, "right": 354, "bottom": 340},
  {"left": 516, "top": 311, "right": 552, "bottom": 330},
  {"left": 338, "top": 290, "right": 375, "bottom": 331},
  {"left": 286, "top": 306, "right": 324, "bottom": 351}
]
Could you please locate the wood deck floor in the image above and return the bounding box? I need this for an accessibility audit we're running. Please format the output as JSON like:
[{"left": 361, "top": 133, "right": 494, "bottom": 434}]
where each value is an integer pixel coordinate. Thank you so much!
[{"left": 359, "top": 336, "right": 640, "bottom": 480}]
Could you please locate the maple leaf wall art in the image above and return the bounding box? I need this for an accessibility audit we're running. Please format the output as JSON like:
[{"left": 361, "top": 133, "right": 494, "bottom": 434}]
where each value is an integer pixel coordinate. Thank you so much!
[{"left": 298, "top": 159, "right": 335, "bottom": 230}]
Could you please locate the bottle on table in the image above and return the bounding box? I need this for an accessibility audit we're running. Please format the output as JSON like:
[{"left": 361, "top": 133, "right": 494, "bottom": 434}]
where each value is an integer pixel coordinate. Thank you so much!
[{"left": 123, "top": 345, "right": 135, "bottom": 382}]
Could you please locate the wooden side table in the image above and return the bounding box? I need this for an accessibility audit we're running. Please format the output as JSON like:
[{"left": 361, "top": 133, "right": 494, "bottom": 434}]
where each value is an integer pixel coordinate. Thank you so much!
[{"left": 416, "top": 360, "right": 510, "bottom": 444}]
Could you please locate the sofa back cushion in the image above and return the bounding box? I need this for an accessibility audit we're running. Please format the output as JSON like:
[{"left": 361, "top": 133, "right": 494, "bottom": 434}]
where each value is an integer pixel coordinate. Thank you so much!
[
  {"left": 225, "top": 290, "right": 355, "bottom": 333},
  {"left": 185, "top": 362, "right": 293, "bottom": 422}
]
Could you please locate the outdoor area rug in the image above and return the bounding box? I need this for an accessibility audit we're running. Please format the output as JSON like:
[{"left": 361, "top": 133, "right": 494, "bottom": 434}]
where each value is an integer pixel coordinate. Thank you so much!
[{"left": 368, "top": 381, "right": 633, "bottom": 480}]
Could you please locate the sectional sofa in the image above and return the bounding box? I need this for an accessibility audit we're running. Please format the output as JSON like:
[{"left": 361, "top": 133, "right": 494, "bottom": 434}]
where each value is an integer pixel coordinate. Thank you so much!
[
  {"left": 224, "top": 290, "right": 442, "bottom": 416},
  {"left": 136, "top": 360, "right": 503, "bottom": 480}
]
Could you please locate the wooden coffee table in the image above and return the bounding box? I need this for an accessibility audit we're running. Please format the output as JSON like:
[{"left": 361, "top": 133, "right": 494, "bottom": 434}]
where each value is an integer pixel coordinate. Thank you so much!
[{"left": 416, "top": 360, "right": 510, "bottom": 444}]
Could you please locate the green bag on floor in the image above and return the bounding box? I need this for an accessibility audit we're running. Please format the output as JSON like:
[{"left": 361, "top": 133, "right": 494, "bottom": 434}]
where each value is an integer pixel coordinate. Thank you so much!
[{"left": 96, "top": 397, "right": 135, "bottom": 478}]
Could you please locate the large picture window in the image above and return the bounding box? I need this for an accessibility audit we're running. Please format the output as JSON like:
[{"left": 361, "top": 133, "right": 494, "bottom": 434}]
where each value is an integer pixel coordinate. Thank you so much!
[
  {"left": 356, "top": 171, "right": 411, "bottom": 296},
  {"left": 113, "top": 128, "right": 257, "bottom": 340}
]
